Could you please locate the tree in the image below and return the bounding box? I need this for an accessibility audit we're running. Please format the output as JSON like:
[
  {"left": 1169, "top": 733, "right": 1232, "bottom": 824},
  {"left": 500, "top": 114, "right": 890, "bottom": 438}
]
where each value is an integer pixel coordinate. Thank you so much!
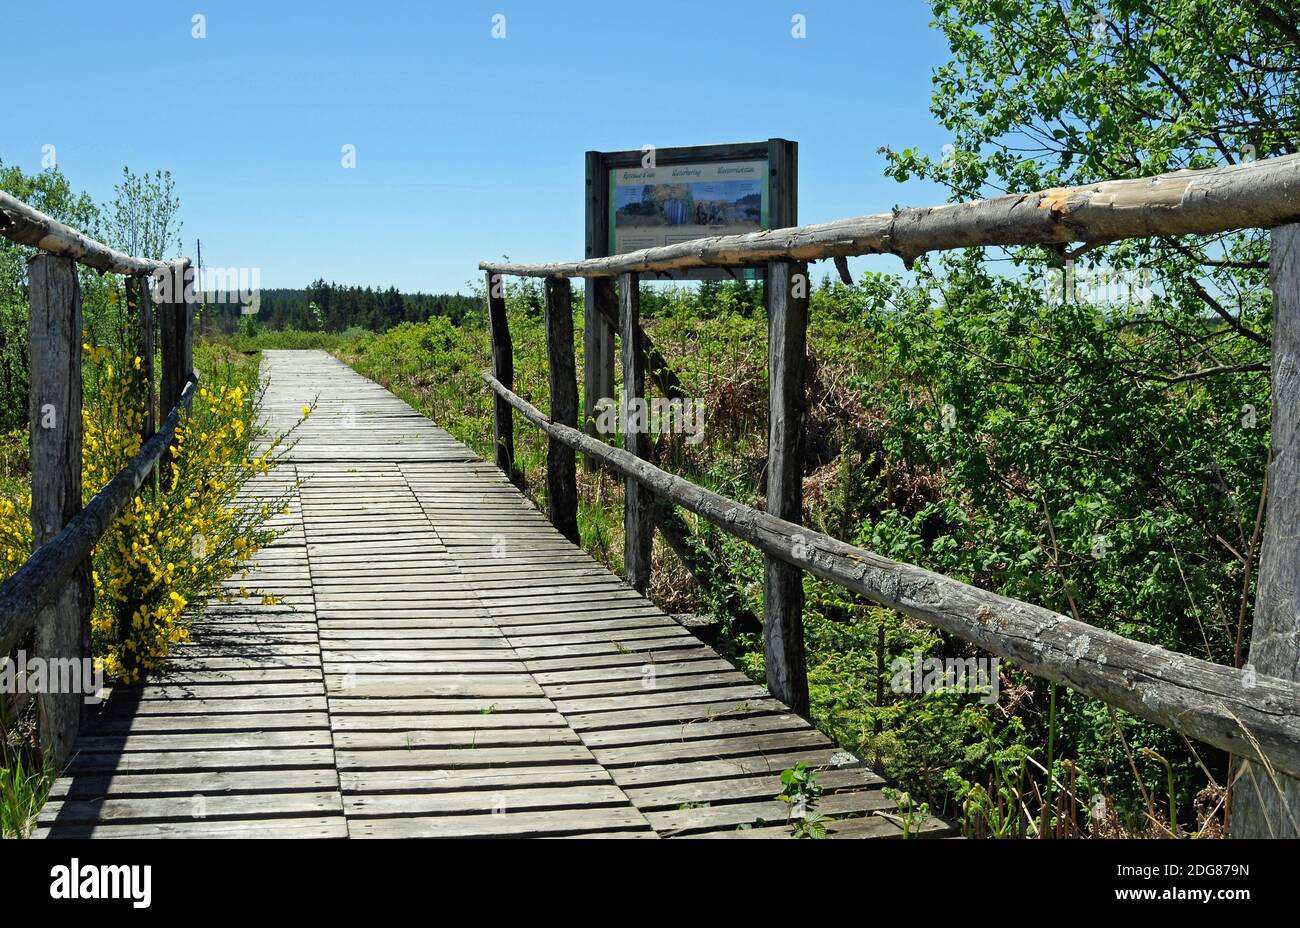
[
  {"left": 103, "top": 166, "right": 182, "bottom": 262},
  {"left": 883, "top": 0, "right": 1297, "bottom": 372},
  {"left": 0, "top": 162, "right": 102, "bottom": 430},
  {"left": 878, "top": 1, "right": 1300, "bottom": 834}
]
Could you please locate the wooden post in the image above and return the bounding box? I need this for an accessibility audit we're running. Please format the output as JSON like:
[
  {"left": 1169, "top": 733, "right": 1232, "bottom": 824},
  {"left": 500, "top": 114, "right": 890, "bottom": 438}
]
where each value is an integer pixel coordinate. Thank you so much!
[
  {"left": 766, "top": 138, "right": 799, "bottom": 230},
  {"left": 485, "top": 271, "right": 517, "bottom": 485},
  {"left": 158, "top": 259, "right": 192, "bottom": 487},
  {"left": 764, "top": 260, "right": 810, "bottom": 716},
  {"left": 127, "top": 274, "right": 156, "bottom": 445},
  {"left": 27, "top": 254, "right": 92, "bottom": 765},
  {"left": 1233, "top": 224, "right": 1300, "bottom": 838},
  {"left": 119, "top": 275, "right": 155, "bottom": 679},
  {"left": 544, "top": 276, "right": 580, "bottom": 544},
  {"left": 584, "top": 152, "right": 618, "bottom": 472},
  {"left": 620, "top": 272, "right": 653, "bottom": 593},
  {"left": 583, "top": 277, "right": 616, "bottom": 468}
]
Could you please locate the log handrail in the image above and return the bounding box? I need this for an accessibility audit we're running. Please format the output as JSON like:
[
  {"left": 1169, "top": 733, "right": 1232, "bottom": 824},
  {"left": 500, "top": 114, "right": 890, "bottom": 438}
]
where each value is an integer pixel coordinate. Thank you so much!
[
  {"left": 0, "top": 191, "right": 172, "bottom": 275},
  {"left": 482, "top": 370, "right": 1300, "bottom": 779},
  {"left": 480, "top": 152, "right": 1300, "bottom": 277},
  {"left": 0, "top": 375, "right": 197, "bottom": 656},
  {"left": 480, "top": 154, "right": 1300, "bottom": 836}
]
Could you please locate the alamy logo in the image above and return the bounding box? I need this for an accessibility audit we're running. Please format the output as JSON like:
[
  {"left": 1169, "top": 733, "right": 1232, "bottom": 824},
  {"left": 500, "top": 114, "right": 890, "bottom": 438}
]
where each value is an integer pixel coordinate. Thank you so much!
[
  {"left": 890, "top": 649, "right": 1000, "bottom": 705},
  {"left": 0, "top": 651, "right": 103, "bottom": 704},
  {"left": 591, "top": 391, "right": 704, "bottom": 445},
  {"left": 151, "top": 264, "right": 262, "bottom": 314},
  {"left": 49, "top": 859, "right": 151, "bottom": 908}
]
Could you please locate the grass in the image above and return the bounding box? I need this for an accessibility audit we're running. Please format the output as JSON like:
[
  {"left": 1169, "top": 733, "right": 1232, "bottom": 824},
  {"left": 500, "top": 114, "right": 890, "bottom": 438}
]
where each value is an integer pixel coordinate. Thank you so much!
[{"left": 0, "top": 742, "right": 53, "bottom": 839}]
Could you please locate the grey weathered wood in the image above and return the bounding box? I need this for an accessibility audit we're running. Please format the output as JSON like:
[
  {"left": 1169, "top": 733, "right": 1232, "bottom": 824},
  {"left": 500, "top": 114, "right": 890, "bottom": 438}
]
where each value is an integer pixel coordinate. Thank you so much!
[
  {"left": 584, "top": 150, "right": 609, "bottom": 260},
  {"left": 620, "top": 273, "right": 653, "bottom": 593},
  {"left": 122, "top": 275, "right": 155, "bottom": 679},
  {"left": 126, "top": 275, "right": 156, "bottom": 445},
  {"left": 544, "top": 276, "right": 580, "bottom": 543},
  {"left": 0, "top": 376, "right": 197, "bottom": 659},
  {"left": 484, "top": 271, "right": 517, "bottom": 484},
  {"left": 582, "top": 277, "right": 616, "bottom": 469},
  {"left": 1233, "top": 224, "right": 1300, "bottom": 838},
  {"left": 481, "top": 152, "right": 1300, "bottom": 278},
  {"left": 158, "top": 258, "right": 192, "bottom": 485},
  {"left": 27, "top": 255, "right": 92, "bottom": 765},
  {"left": 766, "top": 138, "right": 798, "bottom": 230},
  {"left": 0, "top": 191, "right": 170, "bottom": 275},
  {"left": 764, "top": 261, "right": 810, "bottom": 716},
  {"left": 483, "top": 369, "right": 1300, "bottom": 777}
]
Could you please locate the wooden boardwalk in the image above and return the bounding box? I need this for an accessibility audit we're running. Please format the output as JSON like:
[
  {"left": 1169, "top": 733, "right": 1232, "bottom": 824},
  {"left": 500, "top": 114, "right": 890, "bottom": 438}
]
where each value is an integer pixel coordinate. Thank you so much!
[{"left": 36, "top": 350, "right": 950, "bottom": 839}]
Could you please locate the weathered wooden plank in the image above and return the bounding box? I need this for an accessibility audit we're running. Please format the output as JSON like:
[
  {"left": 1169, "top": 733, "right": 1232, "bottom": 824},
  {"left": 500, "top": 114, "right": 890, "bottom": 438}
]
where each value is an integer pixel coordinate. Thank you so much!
[
  {"left": 350, "top": 806, "right": 652, "bottom": 838},
  {"left": 346, "top": 784, "right": 629, "bottom": 817},
  {"left": 41, "top": 790, "right": 343, "bottom": 824},
  {"left": 47, "top": 768, "right": 339, "bottom": 800},
  {"left": 625, "top": 766, "right": 884, "bottom": 810},
  {"left": 647, "top": 789, "right": 893, "bottom": 836},
  {"left": 39, "top": 816, "right": 348, "bottom": 839}
]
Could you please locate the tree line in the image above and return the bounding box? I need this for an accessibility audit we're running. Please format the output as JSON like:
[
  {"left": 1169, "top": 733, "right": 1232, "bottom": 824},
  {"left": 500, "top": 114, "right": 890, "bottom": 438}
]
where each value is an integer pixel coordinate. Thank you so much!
[{"left": 202, "top": 280, "right": 478, "bottom": 335}]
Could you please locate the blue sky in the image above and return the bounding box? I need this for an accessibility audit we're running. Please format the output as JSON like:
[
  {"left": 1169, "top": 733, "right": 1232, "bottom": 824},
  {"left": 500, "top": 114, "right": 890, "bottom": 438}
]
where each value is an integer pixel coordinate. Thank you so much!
[{"left": 2, "top": 1, "right": 955, "bottom": 293}]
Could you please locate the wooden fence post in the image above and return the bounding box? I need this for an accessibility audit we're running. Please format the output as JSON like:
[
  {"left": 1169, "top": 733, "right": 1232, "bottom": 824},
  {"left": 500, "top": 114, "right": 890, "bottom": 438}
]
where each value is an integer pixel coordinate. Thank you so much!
[
  {"left": 127, "top": 274, "right": 156, "bottom": 446},
  {"left": 158, "top": 258, "right": 192, "bottom": 487},
  {"left": 485, "top": 271, "right": 518, "bottom": 485},
  {"left": 544, "top": 276, "right": 580, "bottom": 543},
  {"left": 27, "top": 254, "right": 93, "bottom": 765},
  {"left": 620, "top": 272, "right": 653, "bottom": 593},
  {"left": 1232, "top": 224, "right": 1300, "bottom": 838},
  {"left": 119, "top": 274, "right": 155, "bottom": 678},
  {"left": 764, "top": 260, "right": 810, "bottom": 716},
  {"left": 583, "top": 277, "right": 616, "bottom": 468}
]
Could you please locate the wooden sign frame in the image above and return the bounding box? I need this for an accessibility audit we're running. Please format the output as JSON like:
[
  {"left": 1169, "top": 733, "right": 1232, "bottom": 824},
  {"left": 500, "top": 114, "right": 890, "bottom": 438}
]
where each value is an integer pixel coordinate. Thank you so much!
[{"left": 585, "top": 139, "right": 798, "bottom": 280}]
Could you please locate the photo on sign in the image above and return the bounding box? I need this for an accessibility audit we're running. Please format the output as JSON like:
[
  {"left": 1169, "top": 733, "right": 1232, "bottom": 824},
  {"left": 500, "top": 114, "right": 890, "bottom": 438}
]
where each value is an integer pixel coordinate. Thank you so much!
[{"left": 609, "top": 160, "right": 767, "bottom": 254}]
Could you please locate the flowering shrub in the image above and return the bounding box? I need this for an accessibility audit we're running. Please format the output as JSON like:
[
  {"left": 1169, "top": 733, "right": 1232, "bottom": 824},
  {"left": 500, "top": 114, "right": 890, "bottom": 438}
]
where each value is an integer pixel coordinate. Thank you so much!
[
  {"left": 88, "top": 347, "right": 294, "bottom": 680},
  {"left": 0, "top": 317, "right": 297, "bottom": 683}
]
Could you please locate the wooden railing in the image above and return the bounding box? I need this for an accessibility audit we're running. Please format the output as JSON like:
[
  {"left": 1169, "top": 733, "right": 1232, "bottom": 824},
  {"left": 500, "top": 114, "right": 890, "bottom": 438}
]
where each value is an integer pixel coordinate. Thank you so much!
[
  {"left": 0, "top": 192, "right": 198, "bottom": 763},
  {"left": 480, "top": 153, "right": 1300, "bottom": 838}
]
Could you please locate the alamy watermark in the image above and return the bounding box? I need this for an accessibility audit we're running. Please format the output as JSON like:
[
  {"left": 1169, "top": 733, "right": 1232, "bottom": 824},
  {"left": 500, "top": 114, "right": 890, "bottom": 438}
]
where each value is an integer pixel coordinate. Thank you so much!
[
  {"left": 151, "top": 263, "right": 262, "bottom": 315},
  {"left": 591, "top": 390, "right": 705, "bottom": 445},
  {"left": 890, "top": 649, "right": 1000, "bottom": 705},
  {"left": 1, "top": 651, "right": 104, "bottom": 705},
  {"left": 1043, "top": 261, "right": 1153, "bottom": 312},
  {"left": 50, "top": 858, "right": 151, "bottom": 908}
]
